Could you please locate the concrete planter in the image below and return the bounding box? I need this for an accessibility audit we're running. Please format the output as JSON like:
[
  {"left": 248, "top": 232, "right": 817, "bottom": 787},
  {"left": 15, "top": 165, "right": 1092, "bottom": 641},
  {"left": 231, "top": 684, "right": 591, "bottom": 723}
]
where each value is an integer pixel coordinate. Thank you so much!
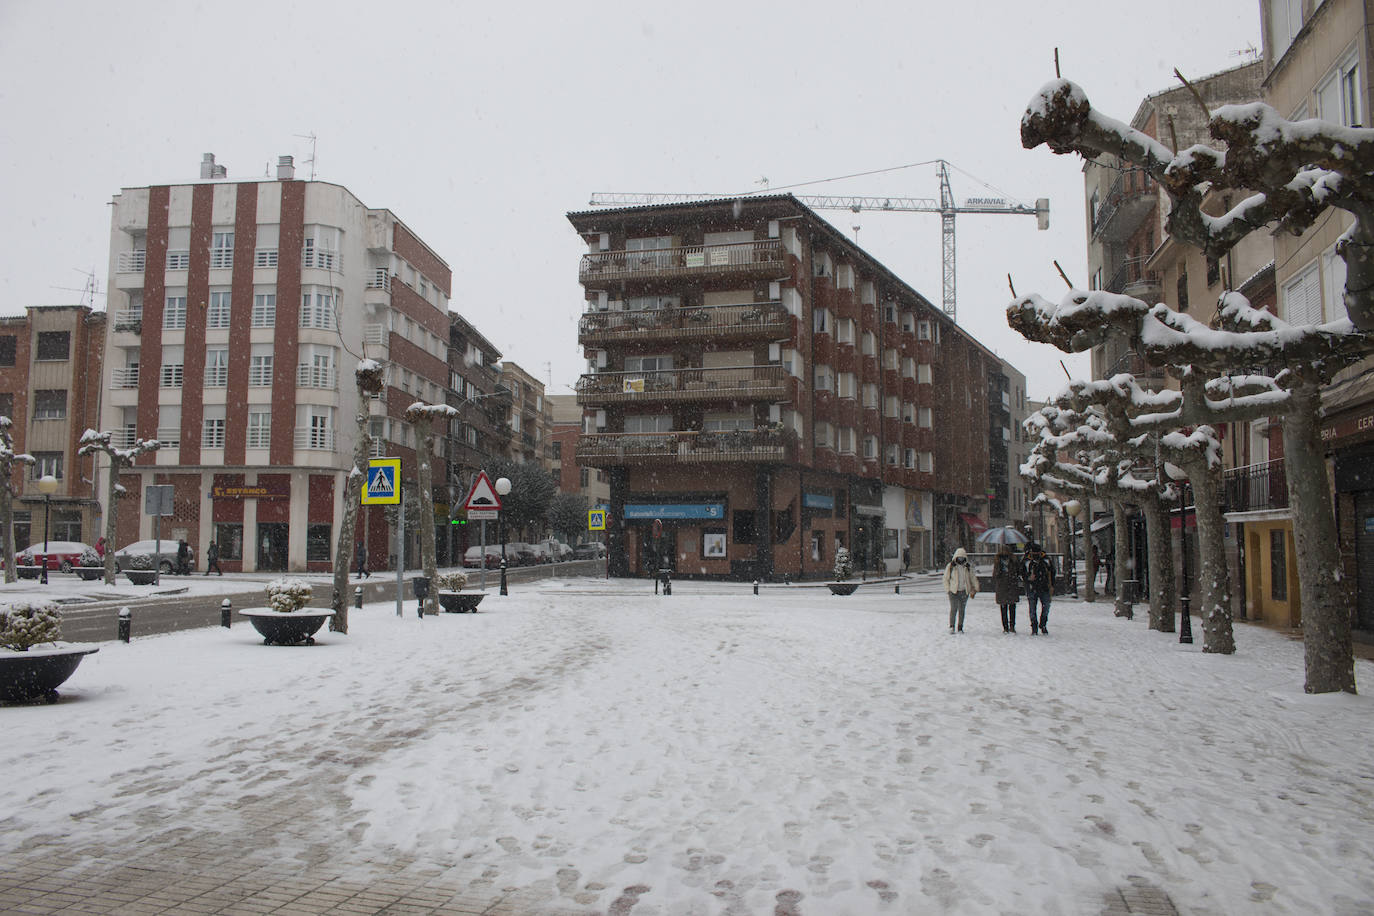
[
  {"left": 827, "top": 583, "right": 859, "bottom": 596},
  {"left": 238, "top": 609, "right": 334, "bottom": 646},
  {"left": 0, "top": 645, "right": 99, "bottom": 703},
  {"left": 437, "top": 591, "right": 485, "bottom": 613}
]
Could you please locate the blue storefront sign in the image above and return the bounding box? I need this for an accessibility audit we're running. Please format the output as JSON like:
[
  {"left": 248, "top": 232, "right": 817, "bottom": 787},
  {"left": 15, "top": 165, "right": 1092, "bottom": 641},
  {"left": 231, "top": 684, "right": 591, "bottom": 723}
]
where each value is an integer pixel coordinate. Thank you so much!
[
  {"left": 624, "top": 503, "right": 725, "bottom": 520},
  {"left": 802, "top": 493, "right": 834, "bottom": 510}
]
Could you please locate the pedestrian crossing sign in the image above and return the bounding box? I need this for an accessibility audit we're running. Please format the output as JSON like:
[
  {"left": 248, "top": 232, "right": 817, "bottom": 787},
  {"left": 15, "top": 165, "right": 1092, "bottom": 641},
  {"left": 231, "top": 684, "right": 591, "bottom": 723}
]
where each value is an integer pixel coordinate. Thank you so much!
[
  {"left": 588, "top": 509, "right": 607, "bottom": 531},
  {"left": 362, "top": 458, "right": 401, "bottom": 505}
]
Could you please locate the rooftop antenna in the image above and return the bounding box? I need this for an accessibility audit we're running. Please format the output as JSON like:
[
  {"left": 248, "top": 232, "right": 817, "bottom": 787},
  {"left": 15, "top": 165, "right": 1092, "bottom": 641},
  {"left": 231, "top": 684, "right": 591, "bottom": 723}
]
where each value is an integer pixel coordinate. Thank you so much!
[
  {"left": 53, "top": 268, "right": 102, "bottom": 308},
  {"left": 1230, "top": 42, "right": 1259, "bottom": 61},
  {"left": 295, "top": 132, "right": 318, "bottom": 180}
]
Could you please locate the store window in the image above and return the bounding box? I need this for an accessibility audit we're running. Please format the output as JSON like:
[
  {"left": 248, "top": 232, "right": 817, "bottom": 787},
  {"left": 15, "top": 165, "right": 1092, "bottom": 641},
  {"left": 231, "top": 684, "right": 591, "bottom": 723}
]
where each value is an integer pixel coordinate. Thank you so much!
[
  {"left": 214, "top": 523, "right": 243, "bottom": 560},
  {"left": 307, "top": 524, "right": 332, "bottom": 563}
]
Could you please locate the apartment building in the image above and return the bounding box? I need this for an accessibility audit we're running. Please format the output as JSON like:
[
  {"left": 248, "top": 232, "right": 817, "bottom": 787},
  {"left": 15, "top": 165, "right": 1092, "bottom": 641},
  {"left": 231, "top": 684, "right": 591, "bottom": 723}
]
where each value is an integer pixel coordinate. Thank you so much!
[
  {"left": 549, "top": 393, "right": 611, "bottom": 508},
  {"left": 442, "top": 312, "right": 510, "bottom": 563},
  {"left": 568, "top": 196, "right": 1011, "bottom": 579},
  {"left": 498, "top": 361, "right": 552, "bottom": 470},
  {"left": 1260, "top": 0, "right": 1373, "bottom": 632},
  {"left": 0, "top": 306, "right": 105, "bottom": 551},
  {"left": 103, "top": 155, "right": 452, "bottom": 573},
  {"left": 990, "top": 360, "right": 1031, "bottom": 531}
]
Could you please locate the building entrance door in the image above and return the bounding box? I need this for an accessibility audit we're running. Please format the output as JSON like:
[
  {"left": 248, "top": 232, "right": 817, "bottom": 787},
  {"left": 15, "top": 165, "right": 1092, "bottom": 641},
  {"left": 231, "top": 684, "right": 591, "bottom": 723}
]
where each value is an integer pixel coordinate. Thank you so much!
[{"left": 257, "top": 523, "right": 289, "bottom": 572}]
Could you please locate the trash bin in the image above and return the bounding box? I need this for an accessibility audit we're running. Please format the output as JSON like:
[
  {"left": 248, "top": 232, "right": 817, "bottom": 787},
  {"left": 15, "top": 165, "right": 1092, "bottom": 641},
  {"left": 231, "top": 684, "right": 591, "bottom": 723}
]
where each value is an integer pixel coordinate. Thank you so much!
[
  {"left": 1121, "top": 579, "right": 1140, "bottom": 604},
  {"left": 412, "top": 576, "right": 430, "bottom": 615}
]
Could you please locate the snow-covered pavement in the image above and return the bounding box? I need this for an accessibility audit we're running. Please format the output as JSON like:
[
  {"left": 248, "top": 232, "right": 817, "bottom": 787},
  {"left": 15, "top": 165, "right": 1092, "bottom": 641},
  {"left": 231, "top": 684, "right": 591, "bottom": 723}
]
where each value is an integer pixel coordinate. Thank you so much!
[{"left": 2, "top": 577, "right": 1371, "bottom": 915}]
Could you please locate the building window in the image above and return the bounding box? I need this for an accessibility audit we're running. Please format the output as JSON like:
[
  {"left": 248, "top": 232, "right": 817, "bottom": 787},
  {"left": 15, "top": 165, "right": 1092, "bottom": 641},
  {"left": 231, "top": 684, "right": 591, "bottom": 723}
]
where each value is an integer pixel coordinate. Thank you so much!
[
  {"left": 210, "top": 231, "right": 234, "bottom": 269},
  {"left": 837, "top": 427, "right": 855, "bottom": 454},
  {"left": 33, "top": 452, "right": 62, "bottom": 479},
  {"left": 214, "top": 522, "right": 243, "bottom": 560},
  {"left": 1282, "top": 263, "right": 1323, "bottom": 325},
  {"left": 1206, "top": 256, "right": 1220, "bottom": 288},
  {"left": 164, "top": 295, "right": 187, "bottom": 329},
  {"left": 0, "top": 336, "right": 14, "bottom": 367},
  {"left": 919, "top": 406, "right": 933, "bottom": 428},
  {"left": 205, "top": 348, "right": 229, "bottom": 387},
  {"left": 160, "top": 347, "right": 185, "bottom": 388},
  {"left": 813, "top": 308, "right": 830, "bottom": 334},
  {"left": 35, "top": 332, "right": 70, "bottom": 362},
  {"left": 552, "top": 441, "right": 562, "bottom": 460},
  {"left": 863, "top": 436, "right": 878, "bottom": 459},
  {"left": 904, "top": 448, "right": 916, "bottom": 469},
  {"left": 252, "top": 293, "right": 276, "bottom": 328},
  {"left": 300, "top": 287, "right": 336, "bottom": 330},
  {"left": 33, "top": 389, "right": 66, "bottom": 420},
  {"left": 862, "top": 384, "right": 879, "bottom": 409},
  {"left": 1317, "top": 54, "right": 1362, "bottom": 128},
  {"left": 919, "top": 451, "right": 934, "bottom": 473},
  {"left": 918, "top": 363, "right": 933, "bottom": 385},
  {"left": 917, "top": 320, "right": 931, "bottom": 341},
  {"left": 1269, "top": 529, "right": 1287, "bottom": 601},
  {"left": 814, "top": 366, "right": 833, "bottom": 391},
  {"left": 203, "top": 416, "right": 226, "bottom": 449},
  {"left": 837, "top": 372, "right": 856, "bottom": 399},
  {"left": 836, "top": 318, "right": 854, "bottom": 344},
  {"left": 307, "top": 524, "right": 332, "bottom": 563},
  {"left": 579, "top": 468, "right": 589, "bottom": 488},
  {"left": 0, "top": 393, "right": 13, "bottom": 420},
  {"left": 247, "top": 410, "right": 271, "bottom": 448},
  {"left": 249, "top": 352, "right": 273, "bottom": 387},
  {"left": 883, "top": 349, "right": 898, "bottom": 371},
  {"left": 884, "top": 396, "right": 900, "bottom": 418},
  {"left": 208, "top": 290, "right": 232, "bottom": 328},
  {"left": 733, "top": 510, "right": 757, "bottom": 545},
  {"left": 861, "top": 331, "right": 876, "bottom": 356},
  {"left": 1177, "top": 269, "right": 1189, "bottom": 312},
  {"left": 813, "top": 421, "right": 832, "bottom": 449},
  {"left": 885, "top": 444, "right": 900, "bottom": 466}
]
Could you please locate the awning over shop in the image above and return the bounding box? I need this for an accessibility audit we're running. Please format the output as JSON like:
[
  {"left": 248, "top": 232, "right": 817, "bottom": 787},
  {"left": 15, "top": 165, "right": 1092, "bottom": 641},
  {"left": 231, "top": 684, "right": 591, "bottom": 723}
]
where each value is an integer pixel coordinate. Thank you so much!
[
  {"left": 959, "top": 512, "right": 987, "bottom": 533},
  {"left": 1090, "top": 516, "right": 1114, "bottom": 532}
]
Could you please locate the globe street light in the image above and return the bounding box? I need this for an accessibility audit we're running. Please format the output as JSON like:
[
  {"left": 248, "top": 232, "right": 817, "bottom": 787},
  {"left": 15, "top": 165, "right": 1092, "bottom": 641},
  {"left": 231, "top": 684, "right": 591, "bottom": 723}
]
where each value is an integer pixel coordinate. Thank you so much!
[
  {"left": 36, "top": 474, "right": 58, "bottom": 586},
  {"left": 1063, "top": 499, "right": 1082, "bottom": 598},
  {"left": 495, "top": 476, "right": 512, "bottom": 596}
]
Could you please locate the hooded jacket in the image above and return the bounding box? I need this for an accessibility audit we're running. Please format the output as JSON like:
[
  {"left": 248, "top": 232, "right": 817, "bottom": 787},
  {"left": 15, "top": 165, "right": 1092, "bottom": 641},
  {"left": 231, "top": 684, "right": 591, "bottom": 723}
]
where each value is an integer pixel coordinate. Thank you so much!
[{"left": 943, "top": 547, "right": 979, "bottom": 596}]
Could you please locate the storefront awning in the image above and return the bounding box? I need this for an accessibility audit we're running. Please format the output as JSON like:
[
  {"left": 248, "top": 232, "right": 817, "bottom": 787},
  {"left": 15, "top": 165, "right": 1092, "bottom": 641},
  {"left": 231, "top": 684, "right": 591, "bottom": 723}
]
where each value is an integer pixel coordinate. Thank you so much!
[
  {"left": 959, "top": 512, "right": 987, "bottom": 533},
  {"left": 1090, "top": 517, "right": 1114, "bottom": 532}
]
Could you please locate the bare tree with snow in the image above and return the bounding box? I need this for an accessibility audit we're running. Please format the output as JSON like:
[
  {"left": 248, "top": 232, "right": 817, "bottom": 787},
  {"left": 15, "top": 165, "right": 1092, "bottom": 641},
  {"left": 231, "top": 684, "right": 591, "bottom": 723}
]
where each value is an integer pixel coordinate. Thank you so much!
[
  {"left": 329, "top": 361, "right": 385, "bottom": 633},
  {"left": 77, "top": 430, "right": 161, "bottom": 586},
  {"left": 1014, "top": 78, "right": 1372, "bottom": 692},
  {"left": 403, "top": 401, "right": 459, "bottom": 616},
  {"left": 0, "top": 418, "right": 33, "bottom": 585}
]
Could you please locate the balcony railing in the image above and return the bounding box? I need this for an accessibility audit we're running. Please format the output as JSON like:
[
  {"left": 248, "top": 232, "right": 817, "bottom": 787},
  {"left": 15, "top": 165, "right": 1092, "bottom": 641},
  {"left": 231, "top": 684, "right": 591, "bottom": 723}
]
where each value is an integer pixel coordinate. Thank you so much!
[
  {"left": 112, "top": 428, "right": 136, "bottom": 449},
  {"left": 113, "top": 309, "right": 143, "bottom": 332},
  {"left": 155, "top": 427, "right": 180, "bottom": 449},
  {"left": 364, "top": 324, "right": 386, "bottom": 347},
  {"left": 367, "top": 269, "right": 392, "bottom": 291},
  {"left": 1105, "top": 257, "right": 1157, "bottom": 295},
  {"left": 297, "top": 365, "right": 338, "bottom": 389},
  {"left": 1223, "top": 459, "right": 1288, "bottom": 513},
  {"left": 117, "top": 251, "right": 146, "bottom": 273},
  {"left": 112, "top": 367, "right": 139, "bottom": 388},
  {"left": 577, "top": 428, "right": 794, "bottom": 468},
  {"left": 579, "top": 301, "right": 789, "bottom": 344},
  {"left": 302, "top": 249, "right": 340, "bottom": 270},
  {"left": 1092, "top": 170, "right": 1156, "bottom": 243},
  {"left": 166, "top": 250, "right": 190, "bottom": 270},
  {"left": 295, "top": 427, "right": 336, "bottom": 451},
  {"left": 210, "top": 249, "right": 233, "bottom": 270},
  {"left": 255, "top": 248, "right": 278, "bottom": 268},
  {"left": 579, "top": 239, "right": 785, "bottom": 283},
  {"left": 575, "top": 365, "right": 788, "bottom": 405}
]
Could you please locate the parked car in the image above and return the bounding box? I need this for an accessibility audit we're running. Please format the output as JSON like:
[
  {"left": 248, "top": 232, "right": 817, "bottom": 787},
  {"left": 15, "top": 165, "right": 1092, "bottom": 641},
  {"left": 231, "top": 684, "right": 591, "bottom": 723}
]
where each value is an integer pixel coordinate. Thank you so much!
[
  {"left": 536, "top": 538, "right": 573, "bottom": 561},
  {"left": 525, "top": 542, "right": 555, "bottom": 564},
  {"left": 573, "top": 541, "right": 607, "bottom": 560},
  {"left": 463, "top": 545, "right": 502, "bottom": 569},
  {"left": 114, "top": 539, "right": 195, "bottom": 574},
  {"left": 14, "top": 541, "right": 97, "bottom": 573}
]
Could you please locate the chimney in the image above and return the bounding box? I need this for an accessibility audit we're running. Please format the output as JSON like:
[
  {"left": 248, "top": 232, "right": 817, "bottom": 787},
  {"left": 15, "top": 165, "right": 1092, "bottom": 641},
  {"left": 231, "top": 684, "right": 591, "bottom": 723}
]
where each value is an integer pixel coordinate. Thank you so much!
[
  {"left": 277, "top": 155, "right": 295, "bottom": 181},
  {"left": 200, "top": 152, "right": 216, "bottom": 179}
]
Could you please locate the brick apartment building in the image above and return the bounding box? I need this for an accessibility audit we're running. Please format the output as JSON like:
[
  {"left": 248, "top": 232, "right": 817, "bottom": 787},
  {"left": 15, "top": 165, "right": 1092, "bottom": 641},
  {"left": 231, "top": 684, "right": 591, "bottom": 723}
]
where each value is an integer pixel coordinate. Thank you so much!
[
  {"left": 0, "top": 306, "right": 105, "bottom": 551},
  {"left": 442, "top": 312, "right": 510, "bottom": 563},
  {"left": 102, "top": 155, "right": 453, "bottom": 572},
  {"left": 498, "top": 362, "right": 552, "bottom": 470},
  {"left": 568, "top": 196, "right": 1014, "bottom": 579}
]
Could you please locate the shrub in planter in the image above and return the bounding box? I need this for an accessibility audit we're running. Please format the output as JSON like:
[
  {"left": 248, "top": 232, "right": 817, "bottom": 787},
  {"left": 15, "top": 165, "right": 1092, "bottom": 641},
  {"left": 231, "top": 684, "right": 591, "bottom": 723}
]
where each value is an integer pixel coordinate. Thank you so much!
[
  {"left": 833, "top": 547, "right": 854, "bottom": 582},
  {"left": 123, "top": 553, "right": 155, "bottom": 571},
  {"left": 435, "top": 571, "right": 468, "bottom": 593},
  {"left": 74, "top": 548, "right": 105, "bottom": 580},
  {"left": 0, "top": 602, "right": 62, "bottom": 651},
  {"left": 78, "top": 548, "right": 102, "bottom": 568},
  {"left": 265, "top": 578, "right": 313, "bottom": 614}
]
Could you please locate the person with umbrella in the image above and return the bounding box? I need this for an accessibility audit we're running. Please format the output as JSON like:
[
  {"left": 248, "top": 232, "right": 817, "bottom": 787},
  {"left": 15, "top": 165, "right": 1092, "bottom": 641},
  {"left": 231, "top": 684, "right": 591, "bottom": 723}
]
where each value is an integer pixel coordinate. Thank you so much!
[{"left": 978, "top": 526, "right": 1029, "bottom": 634}]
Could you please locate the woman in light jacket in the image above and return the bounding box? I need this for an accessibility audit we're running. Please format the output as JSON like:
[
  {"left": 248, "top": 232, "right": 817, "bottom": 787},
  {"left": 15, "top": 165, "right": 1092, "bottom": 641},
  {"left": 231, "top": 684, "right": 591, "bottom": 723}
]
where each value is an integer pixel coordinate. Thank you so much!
[{"left": 942, "top": 547, "right": 978, "bottom": 634}]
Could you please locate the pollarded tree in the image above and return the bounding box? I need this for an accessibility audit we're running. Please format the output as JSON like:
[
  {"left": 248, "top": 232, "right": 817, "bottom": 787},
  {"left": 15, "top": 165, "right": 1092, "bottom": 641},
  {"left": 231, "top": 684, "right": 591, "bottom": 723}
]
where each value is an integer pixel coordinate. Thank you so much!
[
  {"left": 1014, "top": 78, "right": 1373, "bottom": 693},
  {"left": 548, "top": 491, "right": 588, "bottom": 544},
  {"left": 403, "top": 401, "right": 459, "bottom": 616},
  {"left": 329, "top": 360, "right": 385, "bottom": 633},
  {"left": 0, "top": 418, "right": 33, "bottom": 585},
  {"left": 77, "top": 429, "right": 162, "bottom": 586}
]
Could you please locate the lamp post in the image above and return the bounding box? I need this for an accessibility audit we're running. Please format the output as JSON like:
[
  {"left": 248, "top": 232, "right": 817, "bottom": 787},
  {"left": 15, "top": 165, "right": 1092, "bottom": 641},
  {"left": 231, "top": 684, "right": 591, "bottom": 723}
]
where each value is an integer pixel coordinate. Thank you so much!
[
  {"left": 1064, "top": 499, "right": 1082, "bottom": 598},
  {"left": 36, "top": 474, "right": 58, "bottom": 586},
  {"left": 495, "top": 476, "right": 512, "bottom": 596}
]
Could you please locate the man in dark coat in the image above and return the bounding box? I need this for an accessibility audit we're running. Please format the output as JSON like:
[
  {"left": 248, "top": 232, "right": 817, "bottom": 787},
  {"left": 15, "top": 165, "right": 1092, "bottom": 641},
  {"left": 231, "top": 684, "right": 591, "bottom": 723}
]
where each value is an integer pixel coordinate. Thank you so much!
[
  {"left": 355, "top": 540, "right": 369, "bottom": 579},
  {"left": 205, "top": 541, "right": 223, "bottom": 576},
  {"left": 1022, "top": 542, "right": 1057, "bottom": 635},
  {"left": 175, "top": 539, "right": 191, "bottom": 576},
  {"left": 992, "top": 545, "right": 1023, "bottom": 633}
]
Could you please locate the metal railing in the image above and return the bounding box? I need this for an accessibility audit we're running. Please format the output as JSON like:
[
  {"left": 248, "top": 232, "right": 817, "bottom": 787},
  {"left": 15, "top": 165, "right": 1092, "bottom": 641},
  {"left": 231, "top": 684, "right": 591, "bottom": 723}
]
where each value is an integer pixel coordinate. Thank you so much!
[
  {"left": 1092, "top": 169, "right": 1156, "bottom": 241},
  {"left": 166, "top": 250, "right": 190, "bottom": 270},
  {"left": 296, "top": 366, "right": 338, "bottom": 389},
  {"left": 294, "top": 427, "right": 336, "bottom": 451},
  {"left": 210, "top": 249, "right": 233, "bottom": 270},
  {"left": 575, "top": 365, "right": 788, "bottom": 404},
  {"left": 111, "top": 367, "right": 139, "bottom": 388},
  {"left": 155, "top": 427, "right": 180, "bottom": 448},
  {"left": 204, "top": 366, "right": 228, "bottom": 387},
  {"left": 577, "top": 428, "right": 793, "bottom": 466},
  {"left": 1105, "top": 256, "right": 1157, "bottom": 295},
  {"left": 578, "top": 301, "right": 789, "bottom": 342},
  {"left": 255, "top": 248, "right": 278, "bottom": 268},
  {"left": 111, "top": 429, "right": 136, "bottom": 448},
  {"left": 117, "top": 251, "right": 146, "bottom": 273},
  {"left": 1223, "top": 459, "right": 1288, "bottom": 512},
  {"left": 113, "top": 309, "right": 142, "bottom": 331},
  {"left": 367, "top": 269, "right": 391, "bottom": 291},
  {"left": 579, "top": 239, "right": 784, "bottom": 282},
  {"left": 302, "top": 249, "right": 340, "bottom": 270}
]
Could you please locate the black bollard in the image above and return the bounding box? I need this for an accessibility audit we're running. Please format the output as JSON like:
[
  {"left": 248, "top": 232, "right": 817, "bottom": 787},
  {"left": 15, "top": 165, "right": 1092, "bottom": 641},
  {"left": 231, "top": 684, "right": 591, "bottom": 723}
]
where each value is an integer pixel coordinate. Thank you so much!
[
  {"left": 895, "top": 584, "right": 901, "bottom": 594},
  {"left": 117, "top": 607, "right": 131, "bottom": 643},
  {"left": 221, "top": 598, "right": 232, "bottom": 628},
  {"left": 753, "top": 579, "right": 759, "bottom": 596},
  {"left": 662, "top": 568, "right": 671, "bottom": 596},
  {"left": 354, "top": 586, "right": 363, "bottom": 610}
]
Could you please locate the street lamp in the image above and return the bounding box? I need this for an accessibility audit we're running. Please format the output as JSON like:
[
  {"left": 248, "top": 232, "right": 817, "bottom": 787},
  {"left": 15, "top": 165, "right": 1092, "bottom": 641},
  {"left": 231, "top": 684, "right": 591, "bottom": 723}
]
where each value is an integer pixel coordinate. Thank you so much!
[
  {"left": 1064, "top": 499, "right": 1082, "bottom": 598},
  {"left": 36, "top": 474, "right": 58, "bottom": 586},
  {"left": 1163, "top": 462, "right": 1195, "bottom": 644},
  {"left": 495, "top": 476, "right": 512, "bottom": 596}
]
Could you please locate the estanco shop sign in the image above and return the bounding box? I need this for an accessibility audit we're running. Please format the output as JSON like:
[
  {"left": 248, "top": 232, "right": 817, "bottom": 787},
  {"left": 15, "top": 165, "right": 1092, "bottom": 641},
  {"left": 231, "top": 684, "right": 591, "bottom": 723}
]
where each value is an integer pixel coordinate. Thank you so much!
[{"left": 623, "top": 503, "right": 725, "bottom": 520}]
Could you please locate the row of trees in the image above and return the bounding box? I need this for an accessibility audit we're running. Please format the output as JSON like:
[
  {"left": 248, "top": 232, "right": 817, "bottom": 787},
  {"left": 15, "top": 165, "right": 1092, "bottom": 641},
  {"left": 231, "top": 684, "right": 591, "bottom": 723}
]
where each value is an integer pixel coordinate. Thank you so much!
[{"left": 1011, "top": 76, "right": 1371, "bottom": 694}]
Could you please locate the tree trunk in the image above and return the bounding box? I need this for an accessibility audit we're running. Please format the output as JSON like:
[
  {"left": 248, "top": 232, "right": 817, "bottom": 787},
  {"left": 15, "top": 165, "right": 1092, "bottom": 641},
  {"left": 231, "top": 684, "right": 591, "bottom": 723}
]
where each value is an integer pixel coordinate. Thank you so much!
[
  {"left": 1083, "top": 503, "right": 1097, "bottom": 603},
  {"left": 415, "top": 415, "right": 439, "bottom": 616},
  {"left": 1189, "top": 461, "right": 1234, "bottom": 654},
  {"left": 1112, "top": 502, "right": 1132, "bottom": 618},
  {"left": 102, "top": 462, "right": 122, "bottom": 586},
  {"left": 1284, "top": 383, "right": 1356, "bottom": 693},
  {"left": 0, "top": 486, "right": 13, "bottom": 585},
  {"left": 1143, "top": 493, "right": 1175, "bottom": 632},
  {"left": 330, "top": 392, "right": 372, "bottom": 634}
]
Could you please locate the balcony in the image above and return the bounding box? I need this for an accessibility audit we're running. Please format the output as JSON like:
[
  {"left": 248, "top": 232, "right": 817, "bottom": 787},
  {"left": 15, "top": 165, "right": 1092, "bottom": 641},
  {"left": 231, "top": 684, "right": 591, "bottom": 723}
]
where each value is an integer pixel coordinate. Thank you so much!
[
  {"left": 255, "top": 248, "right": 279, "bottom": 269},
  {"left": 575, "top": 365, "right": 788, "bottom": 406},
  {"left": 297, "top": 365, "right": 338, "bottom": 390},
  {"left": 302, "top": 249, "right": 340, "bottom": 271},
  {"left": 117, "top": 251, "right": 146, "bottom": 273},
  {"left": 579, "top": 301, "right": 789, "bottom": 346},
  {"left": 166, "top": 250, "right": 190, "bottom": 270},
  {"left": 579, "top": 239, "right": 785, "bottom": 283},
  {"left": 1092, "top": 170, "right": 1156, "bottom": 243},
  {"left": 111, "top": 367, "right": 139, "bottom": 389},
  {"left": 295, "top": 427, "right": 336, "bottom": 451},
  {"left": 112, "top": 428, "right": 136, "bottom": 449},
  {"left": 367, "top": 269, "right": 392, "bottom": 291},
  {"left": 1223, "top": 459, "right": 1288, "bottom": 513},
  {"left": 578, "top": 428, "right": 794, "bottom": 468}
]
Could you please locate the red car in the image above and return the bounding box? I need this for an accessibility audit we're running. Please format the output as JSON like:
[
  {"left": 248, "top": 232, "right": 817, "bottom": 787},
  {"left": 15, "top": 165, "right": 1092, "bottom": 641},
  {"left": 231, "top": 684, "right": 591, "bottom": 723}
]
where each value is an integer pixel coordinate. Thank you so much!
[{"left": 14, "top": 541, "right": 97, "bottom": 573}]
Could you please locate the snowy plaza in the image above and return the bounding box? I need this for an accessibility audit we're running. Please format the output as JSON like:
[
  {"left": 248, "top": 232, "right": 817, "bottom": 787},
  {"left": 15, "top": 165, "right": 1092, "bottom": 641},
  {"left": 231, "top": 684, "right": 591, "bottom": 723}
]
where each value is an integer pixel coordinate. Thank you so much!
[{"left": 2, "top": 575, "right": 1371, "bottom": 915}]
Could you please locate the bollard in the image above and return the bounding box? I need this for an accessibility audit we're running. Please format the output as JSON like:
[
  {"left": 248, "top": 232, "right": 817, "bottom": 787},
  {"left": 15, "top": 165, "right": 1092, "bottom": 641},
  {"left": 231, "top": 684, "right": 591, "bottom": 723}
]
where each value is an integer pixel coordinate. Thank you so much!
[
  {"left": 117, "top": 606, "right": 131, "bottom": 643},
  {"left": 753, "top": 579, "right": 759, "bottom": 596},
  {"left": 895, "top": 584, "right": 901, "bottom": 594},
  {"left": 654, "top": 575, "right": 659, "bottom": 596},
  {"left": 660, "top": 568, "right": 672, "bottom": 596},
  {"left": 221, "top": 598, "right": 232, "bottom": 628},
  {"left": 354, "top": 586, "right": 363, "bottom": 610}
]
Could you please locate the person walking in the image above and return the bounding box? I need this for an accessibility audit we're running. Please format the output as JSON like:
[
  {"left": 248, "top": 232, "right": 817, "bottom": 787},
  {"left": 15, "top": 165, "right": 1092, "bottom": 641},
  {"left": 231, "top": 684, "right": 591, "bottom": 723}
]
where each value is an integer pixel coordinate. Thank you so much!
[
  {"left": 902, "top": 545, "right": 911, "bottom": 574},
  {"left": 942, "top": 547, "right": 978, "bottom": 634},
  {"left": 205, "top": 541, "right": 223, "bottom": 576},
  {"left": 175, "top": 539, "right": 191, "bottom": 576},
  {"left": 992, "top": 545, "right": 1023, "bottom": 633},
  {"left": 1023, "top": 542, "right": 1057, "bottom": 635},
  {"left": 354, "top": 540, "right": 370, "bottom": 579},
  {"left": 95, "top": 536, "right": 106, "bottom": 558}
]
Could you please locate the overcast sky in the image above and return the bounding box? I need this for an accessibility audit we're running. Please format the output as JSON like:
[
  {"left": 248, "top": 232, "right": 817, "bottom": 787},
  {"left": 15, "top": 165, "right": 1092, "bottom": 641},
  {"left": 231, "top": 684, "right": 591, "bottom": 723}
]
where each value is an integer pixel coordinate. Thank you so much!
[{"left": 0, "top": 0, "right": 1261, "bottom": 401}]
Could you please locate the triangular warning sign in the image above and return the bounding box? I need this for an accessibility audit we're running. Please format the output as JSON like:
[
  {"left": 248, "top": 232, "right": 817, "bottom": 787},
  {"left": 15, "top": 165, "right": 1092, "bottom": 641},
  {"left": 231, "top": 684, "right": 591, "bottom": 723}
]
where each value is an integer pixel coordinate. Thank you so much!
[
  {"left": 464, "top": 471, "right": 503, "bottom": 511},
  {"left": 366, "top": 467, "right": 395, "bottom": 497}
]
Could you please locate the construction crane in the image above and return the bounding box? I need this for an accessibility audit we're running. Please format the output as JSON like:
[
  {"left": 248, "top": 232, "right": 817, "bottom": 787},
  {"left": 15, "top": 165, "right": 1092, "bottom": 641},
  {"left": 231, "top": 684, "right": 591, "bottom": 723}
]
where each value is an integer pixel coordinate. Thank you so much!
[{"left": 589, "top": 160, "right": 1049, "bottom": 324}]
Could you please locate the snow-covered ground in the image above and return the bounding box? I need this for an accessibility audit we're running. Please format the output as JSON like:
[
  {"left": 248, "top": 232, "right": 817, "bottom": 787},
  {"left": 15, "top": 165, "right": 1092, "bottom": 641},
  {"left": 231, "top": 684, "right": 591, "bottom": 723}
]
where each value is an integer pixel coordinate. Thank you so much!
[{"left": 2, "top": 576, "right": 1371, "bottom": 915}]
